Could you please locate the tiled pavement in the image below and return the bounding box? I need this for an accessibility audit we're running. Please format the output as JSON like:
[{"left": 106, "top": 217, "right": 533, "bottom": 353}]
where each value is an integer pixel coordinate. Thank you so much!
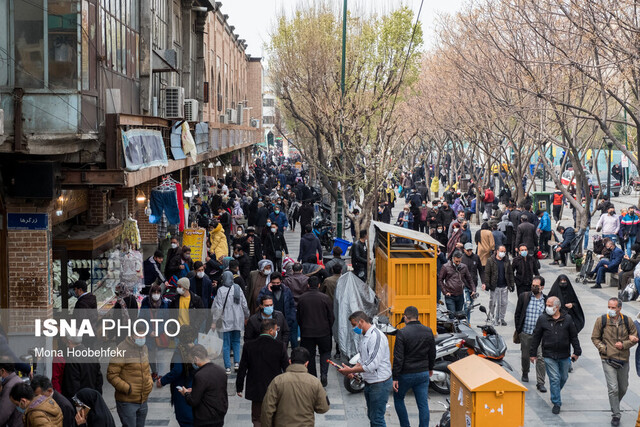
[{"left": 98, "top": 196, "right": 640, "bottom": 426}]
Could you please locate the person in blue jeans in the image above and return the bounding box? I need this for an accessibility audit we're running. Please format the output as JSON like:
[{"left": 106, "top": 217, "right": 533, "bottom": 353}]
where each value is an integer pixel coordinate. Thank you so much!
[
  {"left": 621, "top": 207, "right": 640, "bottom": 256},
  {"left": 589, "top": 239, "right": 624, "bottom": 289},
  {"left": 530, "top": 296, "right": 582, "bottom": 415},
  {"left": 339, "top": 311, "right": 393, "bottom": 427},
  {"left": 438, "top": 252, "right": 474, "bottom": 316},
  {"left": 392, "top": 306, "right": 436, "bottom": 427}
]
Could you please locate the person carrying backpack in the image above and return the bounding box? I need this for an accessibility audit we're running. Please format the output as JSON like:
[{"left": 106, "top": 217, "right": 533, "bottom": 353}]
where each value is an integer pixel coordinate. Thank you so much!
[{"left": 591, "top": 297, "right": 639, "bottom": 426}]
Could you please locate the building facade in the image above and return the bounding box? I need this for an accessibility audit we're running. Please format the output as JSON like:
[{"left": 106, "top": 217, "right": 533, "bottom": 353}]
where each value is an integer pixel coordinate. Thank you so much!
[{"left": 0, "top": 0, "right": 262, "bottom": 325}]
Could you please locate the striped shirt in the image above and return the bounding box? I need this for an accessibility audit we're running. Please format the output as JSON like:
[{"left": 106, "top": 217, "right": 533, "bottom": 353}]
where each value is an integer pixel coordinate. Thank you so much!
[{"left": 359, "top": 325, "right": 392, "bottom": 384}]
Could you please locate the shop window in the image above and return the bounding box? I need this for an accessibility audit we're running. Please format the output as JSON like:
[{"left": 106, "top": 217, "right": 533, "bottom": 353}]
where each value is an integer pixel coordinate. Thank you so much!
[
  {"left": 263, "top": 98, "right": 274, "bottom": 107},
  {"left": 99, "top": 0, "right": 139, "bottom": 78}
]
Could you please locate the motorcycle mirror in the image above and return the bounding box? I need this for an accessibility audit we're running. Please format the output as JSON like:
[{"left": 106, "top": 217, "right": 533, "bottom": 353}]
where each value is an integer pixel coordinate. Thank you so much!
[{"left": 479, "top": 305, "right": 487, "bottom": 313}]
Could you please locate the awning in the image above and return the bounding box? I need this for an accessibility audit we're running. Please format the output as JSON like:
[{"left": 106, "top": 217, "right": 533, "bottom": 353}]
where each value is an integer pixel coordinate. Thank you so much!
[{"left": 372, "top": 220, "right": 443, "bottom": 247}]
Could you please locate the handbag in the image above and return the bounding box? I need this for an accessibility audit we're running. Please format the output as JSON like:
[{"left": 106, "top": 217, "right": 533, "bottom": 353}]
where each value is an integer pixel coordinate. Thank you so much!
[
  {"left": 620, "top": 259, "right": 635, "bottom": 272},
  {"left": 215, "top": 287, "right": 231, "bottom": 330},
  {"left": 513, "top": 330, "right": 521, "bottom": 344},
  {"left": 605, "top": 358, "right": 626, "bottom": 370},
  {"left": 198, "top": 330, "right": 223, "bottom": 358}
]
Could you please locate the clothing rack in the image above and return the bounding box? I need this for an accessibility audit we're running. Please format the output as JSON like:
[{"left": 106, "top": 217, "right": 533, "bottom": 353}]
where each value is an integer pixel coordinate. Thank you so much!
[{"left": 153, "top": 175, "right": 180, "bottom": 191}]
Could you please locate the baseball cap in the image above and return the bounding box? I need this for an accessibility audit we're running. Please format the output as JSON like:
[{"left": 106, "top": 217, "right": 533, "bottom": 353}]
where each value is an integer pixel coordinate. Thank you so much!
[{"left": 463, "top": 243, "right": 473, "bottom": 251}]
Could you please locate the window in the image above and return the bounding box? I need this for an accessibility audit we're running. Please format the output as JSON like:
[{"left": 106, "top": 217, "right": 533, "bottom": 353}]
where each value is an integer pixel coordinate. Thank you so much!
[
  {"left": 99, "top": 0, "right": 139, "bottom": 78},
  {"left": 263, "top": 116, "right": 274, "bottom": 125},
  {"left": 0, "top": 1, "right": 8, "bottom": 86},
  {"left": 263, "top": 98, "right": 275, "bottom": 107}
]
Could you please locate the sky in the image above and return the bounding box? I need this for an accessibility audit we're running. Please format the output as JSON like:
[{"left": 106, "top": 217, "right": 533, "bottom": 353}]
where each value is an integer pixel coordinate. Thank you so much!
[{"left": 219, "top": 0, "right": 468, "bottom": 59}]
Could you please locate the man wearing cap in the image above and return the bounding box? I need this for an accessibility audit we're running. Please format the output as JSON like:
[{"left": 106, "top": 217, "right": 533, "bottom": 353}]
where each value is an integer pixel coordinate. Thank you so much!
[
  {"left": 169, "top": 277, "right": 205, "bottom": 330},
  {"left": 461, "top": 243, "right": 481, "bottom": 320}
]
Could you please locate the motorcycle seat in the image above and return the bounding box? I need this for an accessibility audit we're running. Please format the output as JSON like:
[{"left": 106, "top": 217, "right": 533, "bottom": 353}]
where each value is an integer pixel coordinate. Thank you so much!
[{"left": 434, "top": 333, "right": 455, "bottom": 345}]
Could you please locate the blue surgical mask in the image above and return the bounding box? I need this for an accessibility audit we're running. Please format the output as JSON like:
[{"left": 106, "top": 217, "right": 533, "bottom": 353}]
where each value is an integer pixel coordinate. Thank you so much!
[
  {"left": 16, "top": 406, "right": 25, "bottom": 414},
  {"left": 263, "top": 306, "right": 274, "bottom": 316},
  {"left": 353, "top": 326, "right": 363, "bottom": 335},
  {"left": 134, "top": 338, "right": 146, "bottom": 347},
  {"left": 520, "top": 251, "right": 528, "bottom": 257},
  {"left": 192, "top": 363, "right": 199, "bottom": 371}
]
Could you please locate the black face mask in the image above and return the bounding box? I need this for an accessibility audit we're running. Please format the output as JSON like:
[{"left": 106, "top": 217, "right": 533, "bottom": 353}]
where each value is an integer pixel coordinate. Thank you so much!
[
  {"left": 272, "top": 285, "right": 282, "bottom": 291},
  {"left": 560, "top": 281, "right": 568, "bottom": 287}
]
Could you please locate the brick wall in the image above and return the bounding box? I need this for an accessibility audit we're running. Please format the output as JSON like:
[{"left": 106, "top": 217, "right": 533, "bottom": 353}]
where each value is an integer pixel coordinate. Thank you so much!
[
  {"left": 6, "top": 199, "right": 54, "bottom": 331},
  {"left": 87, "top": 189, "right": 108, "bottom": 225},
  {"left": 113, "top": 181, "right": 158, "bottom": 246}
]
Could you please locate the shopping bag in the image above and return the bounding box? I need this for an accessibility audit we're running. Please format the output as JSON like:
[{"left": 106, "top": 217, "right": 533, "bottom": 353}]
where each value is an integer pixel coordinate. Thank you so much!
[{"left": 198, "top": 330, "right": 223, "bottom": 358}]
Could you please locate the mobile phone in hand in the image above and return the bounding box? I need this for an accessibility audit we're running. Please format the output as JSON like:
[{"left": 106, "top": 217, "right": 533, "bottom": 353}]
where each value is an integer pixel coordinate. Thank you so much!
[
  {"left": 176, "top": 386, "right": 183, "bottom": 391},
  {"left": 327, "top": 359, "right": 342, "bottom": 369}
]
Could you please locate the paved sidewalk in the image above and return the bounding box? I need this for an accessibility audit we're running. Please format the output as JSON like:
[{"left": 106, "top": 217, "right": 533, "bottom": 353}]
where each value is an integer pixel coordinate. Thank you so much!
[{"left": 100, "top": 195, "right": 640, "bottom": 426}]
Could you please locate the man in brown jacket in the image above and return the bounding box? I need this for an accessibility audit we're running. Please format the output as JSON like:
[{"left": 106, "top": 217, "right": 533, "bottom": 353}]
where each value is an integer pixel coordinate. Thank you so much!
[
  {"left": 107, "top": 335, "right": 153, "bottom": 427},
  {"left": 261, "top": 347, "right": 330, "bottom": 426},
  {"left": 591, "top": 297, "right": 639, "bottom": 427},
  {"left": 9, "top": 382, "right": 63, "bottom": 427}
]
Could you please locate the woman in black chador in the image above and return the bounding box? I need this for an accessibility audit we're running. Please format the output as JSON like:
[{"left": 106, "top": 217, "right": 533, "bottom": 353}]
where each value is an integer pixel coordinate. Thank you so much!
[{"left": 548, "top": 274, "right": 585, "bottom": 332}]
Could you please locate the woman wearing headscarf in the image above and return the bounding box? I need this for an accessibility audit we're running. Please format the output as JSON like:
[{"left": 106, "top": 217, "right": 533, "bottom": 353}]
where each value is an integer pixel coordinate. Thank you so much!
[
  {"left": 247, "top": 259, "right": 273, "bottom": 313},
  {"left": 232, "top": 200, "right": 245, "bottom": 234},
  {"left": 475, "top": 222, "right": 496, "bottom": 266},
  {"left": 157, "top": 325, "right": 198, "bottom": 427},
  {"left": 73, "top": 388, "right": 116, "bottom": 427},
  {"left": 211, "top": 271, "right": 250, "bottom": 374},
  {"left": 547, "top": 274, "right": 585, "bottom": 332},
  {"left": 139, "top": 283, "right": 169, "bottom": 379}
]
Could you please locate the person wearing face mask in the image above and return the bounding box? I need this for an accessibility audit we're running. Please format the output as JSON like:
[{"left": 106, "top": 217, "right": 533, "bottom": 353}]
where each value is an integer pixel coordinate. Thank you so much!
[
  {"left": 338, "top": 311, "right": 392, "bottom": 427},
  {"left": 268, "top": 206, "right": 288, "bottom": 232},
  {"left": 591, "top": 297, "right": 639, "bottom": 426},
  {"left": 232, "top": 245, "right": 252, "bottom": 284},
  {"left": 597, "top": 207, "right": 621, "bottom": 245},
  {"left": 257, "top": 273, "right": 298, "bottom": 349},
  {"left": 167, "top": 246, "right": 194, "bottom": 280},
  {"left": 60, "top": 336, "right": 103, "bottom": 400},
  {"left": 588, "top": 239, "right": 624, "bottom": 289},
  {"left": 0, "top": 359, "right": 26, "bottom": 427},
  {"left": 189, "top": 261, "right": 213, "bottom": 309},
  {"left": 29, "top": 375, "right": 74, "bottom": 427},
  {"left": 482, "top": 245, "right": 515, "bottom": 326},
  {"left": 431, "top": 223, "right": 448, "bottom": 248},
  {"left": 448, "top": 212, "right": 467, "bottom": 239},
  {"left": 515, "top": 215, "right": 538, "bottom": 253},
  {"left": 164, "top": 237, "right": 181, "bottom": 279},
  {"left": 237, "top": 319, "right": 289, "bottom": 426},
  {"left": 248, "top": 260, "right": 275, "bottom": 314},
  {"left": 512, "top": 244, "right": 540, "bottom": 297},
  {"left": 231, "top": 226, "right": 246, "bottom": 249},
  {"left": 179, "top": 345, "right": 228, "bottom": 427},
  {"left": 398, "top": 205, "right": 415, "bottom": 231},
  {"left": 263, "top": 223, "right": 289, "bottom": 273},
  {"left": 107, "top": 333, "right": 154, "bottom": 427},
  {"left": 439, "top": 251, "right": 474, "bottom": 315},
  {"left": 211, "top": 271, "right": 250, "bottom": 374},
  {"left": 139, "top": 283, "right": 169, "bottom": 380},
  {"left": 621, "top": 206, "right": 640, "bottom": 256},
  {"left": 436, "top": 201, "right": 455, "bottom": 230},
  {"left": 169, "top": 277, "right": 205, "bottom": 329},
  {"left": 530, "top": 296, "right": 582, "bottom": 415},
  {"left": 536, "top": 209, "right": 552, "bottom": 257},
  {"left": 9, "top": 382, "right": 62, "bottom": 427},
  {"left": 548, "top": 275, "right": 585, "bottom": 332},
  {"left": 156, "top": 326, "right": 198, "bottom": 427},
  {"left": 514, "top": 276, "right": 547, "bottom": 392},
  {"left": 245, "top": 296, "right": 290, "bottom": 344}
]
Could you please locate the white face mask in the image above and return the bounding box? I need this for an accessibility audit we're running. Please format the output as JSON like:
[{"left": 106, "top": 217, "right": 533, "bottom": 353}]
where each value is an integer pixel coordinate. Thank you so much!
[
  {"left": 196, "top": 271, "right": 205, "bottom": 278},
  {"left": 177, "top": 287, "right": 185, "bottom": 295},
  {"left": 271, "top": 228, "right": 277, "bottom": 233},
  {"left": 263, "top": 269, "right": 272, "bottom": 275},
  {"left": 237, "top": 230, "right": 243, "bottom": 235},
  {"left": 545, "top": 306, "right": 556, "bottom": 316},
  {"left": 171, "top": 243, "right": 178, "bottom": 249},
  {"left": 608, "top": 309, "right": 618, "bottom": 318},
  {"left": 152, "top": 293, "right": 162, "bottom": 301},
  {"left": 498, "top": 251, "right": 506, "bottom": 259}
]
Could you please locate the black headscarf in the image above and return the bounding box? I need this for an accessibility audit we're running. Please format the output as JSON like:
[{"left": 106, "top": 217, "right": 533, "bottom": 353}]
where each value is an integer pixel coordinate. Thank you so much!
[
  {"left": 548, "top": 274, "right": 585, "bottom": 332},
  {"left": 73, "top": 389, "right": 116, "bottom": 427}
]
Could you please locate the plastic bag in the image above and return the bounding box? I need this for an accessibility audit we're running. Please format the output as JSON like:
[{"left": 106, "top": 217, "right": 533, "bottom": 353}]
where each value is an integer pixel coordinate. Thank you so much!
[
  {"left": 198, "top": 330, "right": 223, "bottom": 358},
  {"left": 181, "top": 122, "right": 197, "bottom": 161}
]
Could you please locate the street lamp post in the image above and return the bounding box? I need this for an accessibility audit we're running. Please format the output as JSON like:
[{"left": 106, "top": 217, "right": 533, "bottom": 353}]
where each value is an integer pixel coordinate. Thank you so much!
[{"left": 606, "top": 137, "right": 613, "bottom": 198}]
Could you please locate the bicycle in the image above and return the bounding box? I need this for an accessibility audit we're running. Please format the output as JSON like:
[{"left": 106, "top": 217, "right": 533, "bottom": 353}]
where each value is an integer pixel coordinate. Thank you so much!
[{"left": 621, "top": 184, "right": 633, "bottom": 196}]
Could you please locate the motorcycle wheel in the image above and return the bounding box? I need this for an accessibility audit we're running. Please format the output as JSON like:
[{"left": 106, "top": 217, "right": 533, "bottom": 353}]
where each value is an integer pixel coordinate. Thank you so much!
[
  {"left": 344, "top": 375, "right": 365, "bottom": 393},
  {"left": 430, "top": 372, "right": 451, "bottom": 394}
]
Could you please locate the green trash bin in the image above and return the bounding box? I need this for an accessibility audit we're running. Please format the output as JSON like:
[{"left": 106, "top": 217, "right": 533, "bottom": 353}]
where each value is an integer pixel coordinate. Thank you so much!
[{"left": 532, "top": 191, "right": 553, "bottom": 214}]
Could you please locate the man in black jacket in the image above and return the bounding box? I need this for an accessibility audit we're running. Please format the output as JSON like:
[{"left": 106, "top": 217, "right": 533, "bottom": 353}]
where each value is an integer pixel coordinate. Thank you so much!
[
  {"left": 236, "top": 319, "right": 289, "bottom": 427},
  {"left": 461, "top": 243, "right": 482, "bottom": 320},
  {"left": 298, "top": 224, "right": 323, "bottom": 263},
  {"left": 392, "top": 306, "right": 435, "bottom": 427},
  {"left": 515, "top": 215, "right": 538, "bottom": 253},
  {"left": 514, "top": 276, "right": 547, "bottom": 392},
  {"left": 351, "top": 230, "right": 368, "bottom": 281},
  {"left": 512, "top": 244, "right": 540, "bottom": 296},
  {"left": 297, "top": 276, "right": 334, "bottom": 386},
  {"left": 244, "top": 296, "right": 290, "bottom": 345},
  {"left": 530, "top": 296, "right": 582, "bottom": 415},
  {"left": 181, "top": 345, "right": 228, "bottom": 426},
  {"left": 61, "top": 336, "right": 103, "bottom": 400},
  {"left": 298, "top": 201, "right": 315, "bottom": 237},
  {"left": 232, "top": 245, "right": 252, "bottom": 284}
]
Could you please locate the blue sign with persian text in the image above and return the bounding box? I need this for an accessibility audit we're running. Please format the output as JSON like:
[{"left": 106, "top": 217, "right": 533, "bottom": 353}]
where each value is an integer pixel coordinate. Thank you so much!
[{"left": 7, "top": 213, "right": 48, "bottom": 230}]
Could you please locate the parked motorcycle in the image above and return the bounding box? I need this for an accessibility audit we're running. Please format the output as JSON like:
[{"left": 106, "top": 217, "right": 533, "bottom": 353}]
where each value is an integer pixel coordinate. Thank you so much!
[
  {"left": 312, "top": 217, "right": 335, "bottom": 254},
  {"left": 436, "top": 400, "right": 451, "bottom": 427},
  {"left": 457, "top": 305, "right": 512, "bottom": 371}
]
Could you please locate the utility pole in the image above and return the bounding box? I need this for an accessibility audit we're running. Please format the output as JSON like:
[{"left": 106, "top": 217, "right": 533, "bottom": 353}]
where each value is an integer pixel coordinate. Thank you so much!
[{"left": 337, "top": 0, "right": 347, "bottom": 239}]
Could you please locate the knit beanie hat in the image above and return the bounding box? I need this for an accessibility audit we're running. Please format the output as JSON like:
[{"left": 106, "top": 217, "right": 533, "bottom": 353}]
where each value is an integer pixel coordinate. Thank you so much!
[{"left": 177, "top": 277, "right": 190, "bottom": 290}]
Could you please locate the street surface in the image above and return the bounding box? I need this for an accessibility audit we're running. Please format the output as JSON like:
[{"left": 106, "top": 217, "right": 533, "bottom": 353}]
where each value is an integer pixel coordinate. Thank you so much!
[{"left": 98, "top": 187, "right": 640, "bottom": 426}]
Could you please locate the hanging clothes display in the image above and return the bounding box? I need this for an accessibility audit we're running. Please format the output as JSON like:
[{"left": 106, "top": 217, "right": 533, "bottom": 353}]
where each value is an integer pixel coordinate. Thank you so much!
[
  {"left": 121, "top": 215, "right": 141, "bottom": 250},
  {"left": 175, "top": 182, "right": 185, "bottom": 232}
]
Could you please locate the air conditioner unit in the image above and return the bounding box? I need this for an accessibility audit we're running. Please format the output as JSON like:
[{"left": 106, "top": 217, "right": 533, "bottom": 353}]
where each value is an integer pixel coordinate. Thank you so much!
[
  {"left": 226, "top": 108, "right": 237, "bottom": 124},
  {"left": 184, "top": 99, "right": 198, "bottom": 121},
  {"left": 219, "top": 114, "right": 229, "bottom": 124},
  {"left": 250, "top": 118, "right": 259, "bottom": 128},
  {"left": 165, "top": 87, "right": 184, "bottom": 119},
  {"left": 236, "top": 105, "right": 244, "bottom": 125}
]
